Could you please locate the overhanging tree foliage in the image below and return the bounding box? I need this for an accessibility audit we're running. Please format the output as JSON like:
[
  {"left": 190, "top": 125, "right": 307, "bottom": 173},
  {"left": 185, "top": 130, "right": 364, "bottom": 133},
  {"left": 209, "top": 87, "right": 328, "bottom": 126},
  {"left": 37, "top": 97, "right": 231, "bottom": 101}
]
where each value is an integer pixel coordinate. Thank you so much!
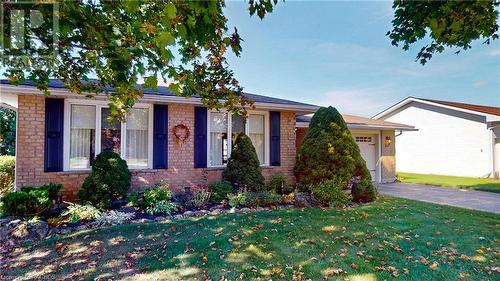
[
  {"left": 388, "top": 0, "right": 499, "bottom": 64},
  {"left": 0, "top": 0, "right": 278, "bottom": 120},
  {"left": 0, "top": 108, "right": 16, "bottom": 156}
]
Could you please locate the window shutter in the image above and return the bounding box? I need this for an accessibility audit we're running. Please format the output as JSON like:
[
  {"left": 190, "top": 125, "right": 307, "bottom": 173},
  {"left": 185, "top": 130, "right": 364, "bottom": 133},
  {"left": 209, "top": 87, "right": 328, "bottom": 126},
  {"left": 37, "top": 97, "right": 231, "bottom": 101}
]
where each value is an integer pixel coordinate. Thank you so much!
[
  {"left": 194, "top": 107, "right": 207, "bottom": 168},
  {"left": 153, "top": 104, "right": 168, "bottom": 169},
  {"left": 270, "top": 111, "right": 281, "bottom": 166},
  {"left": 44, "top": 98, "right": 64, "bottom": 172}
]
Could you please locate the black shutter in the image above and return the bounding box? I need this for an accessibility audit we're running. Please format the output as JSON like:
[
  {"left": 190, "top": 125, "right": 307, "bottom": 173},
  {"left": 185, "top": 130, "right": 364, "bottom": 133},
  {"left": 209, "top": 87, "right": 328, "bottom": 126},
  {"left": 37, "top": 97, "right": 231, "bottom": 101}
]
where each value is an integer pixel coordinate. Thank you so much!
[
  {"left": 194, "top": 107, "right": 207, "bottom": 168},
  {"left": 270, "top": 111, "right": 281, "bottom": 166},
  {"left": 44, "top": 98, "right": 64, "bottom": 172},
  {"left": 153, "top": 104, "right": 168, "bottom": 169}
]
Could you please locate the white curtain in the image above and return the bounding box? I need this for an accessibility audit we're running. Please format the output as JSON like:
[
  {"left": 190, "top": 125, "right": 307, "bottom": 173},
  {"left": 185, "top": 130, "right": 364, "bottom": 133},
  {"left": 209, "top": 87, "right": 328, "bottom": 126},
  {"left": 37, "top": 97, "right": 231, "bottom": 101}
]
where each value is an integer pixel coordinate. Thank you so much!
[
  {"left": 249, "top": 114, "right": 265, "bottom": 164},
  {"left": 209, "top": 112, "right": 227, "bottom": 166},
  {"left": 125, "top": 108, "right": 149, "bottom": 167},
  {"left": 70, "top": 105, "right": 95, "bottom": 169}
]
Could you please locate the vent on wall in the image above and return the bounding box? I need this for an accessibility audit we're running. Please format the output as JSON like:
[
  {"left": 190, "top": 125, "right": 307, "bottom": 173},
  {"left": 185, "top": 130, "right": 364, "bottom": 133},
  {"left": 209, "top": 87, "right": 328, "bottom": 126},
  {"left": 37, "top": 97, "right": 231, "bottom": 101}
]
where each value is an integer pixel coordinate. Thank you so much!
[{"left": 355, "top": 136, "right": 372, "bottom": 143}]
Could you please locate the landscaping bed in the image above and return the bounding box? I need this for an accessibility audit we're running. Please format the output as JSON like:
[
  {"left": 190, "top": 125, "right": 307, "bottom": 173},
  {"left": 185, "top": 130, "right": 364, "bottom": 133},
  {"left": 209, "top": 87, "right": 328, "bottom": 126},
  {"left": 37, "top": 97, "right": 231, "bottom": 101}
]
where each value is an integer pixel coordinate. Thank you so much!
[{"left": 1, "top": 197, "right": 499, "bottom": 280}]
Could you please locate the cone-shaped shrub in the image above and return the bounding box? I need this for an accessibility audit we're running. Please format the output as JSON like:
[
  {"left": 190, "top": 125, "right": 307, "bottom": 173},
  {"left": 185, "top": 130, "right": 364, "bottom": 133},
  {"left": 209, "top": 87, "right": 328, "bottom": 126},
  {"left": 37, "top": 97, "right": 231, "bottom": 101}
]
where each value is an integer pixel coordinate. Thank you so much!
[
  {"left": 222, "top": 134, "right": 265, "bottom": 192},
  {"left": 294, "top": 106, "right": 377, "bottom": 202},
  {"left": 78, "top": 151, "right": 131, "bottom": 208}
]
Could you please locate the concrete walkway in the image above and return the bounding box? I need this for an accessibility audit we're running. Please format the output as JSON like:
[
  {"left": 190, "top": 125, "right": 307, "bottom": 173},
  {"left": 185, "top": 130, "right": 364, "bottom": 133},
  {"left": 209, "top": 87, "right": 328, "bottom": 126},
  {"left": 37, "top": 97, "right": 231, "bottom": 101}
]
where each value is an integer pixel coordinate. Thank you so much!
[{"left": 378, "top": 182, "right": 500, "bottom": 214}]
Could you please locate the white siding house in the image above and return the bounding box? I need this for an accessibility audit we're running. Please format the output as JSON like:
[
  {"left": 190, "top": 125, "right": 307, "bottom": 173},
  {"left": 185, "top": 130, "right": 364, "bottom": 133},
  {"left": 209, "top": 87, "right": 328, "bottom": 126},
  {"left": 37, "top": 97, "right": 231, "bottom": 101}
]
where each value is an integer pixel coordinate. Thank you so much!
[{"left": 373, "top": 97, "right": 500, "bottom": 178}]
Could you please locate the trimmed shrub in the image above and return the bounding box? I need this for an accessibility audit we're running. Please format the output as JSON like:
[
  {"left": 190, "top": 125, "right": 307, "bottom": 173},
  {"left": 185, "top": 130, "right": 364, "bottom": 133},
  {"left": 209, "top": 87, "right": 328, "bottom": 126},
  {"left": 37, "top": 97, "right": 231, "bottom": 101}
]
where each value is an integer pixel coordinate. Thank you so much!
[
  {"left": 311, "top": 178, "right": 351, "bottom": 208},
  {"left": 0, "top": 183, "right": 61, "bottom": 217},
  {"left": 21, "top": 183, "right": 61, "bottom": 202},
  {"left": 209, "top": 180, "right": 232, "bottom": 203},
  {"left": 1, "top": 191, "right": 29, "bottom": 217},
  {"left": 222, "top": 134, "right": 265, "bottom": 192},
  {"left": 78, "top": 151, "right": 131, "bottom": 209},
  {"left": 351, "top": 178, "right": 378, "bottom": 203},
  {"left": 295, "top": 106, "right": 377, "bottom": 202},
  {"left": 268, "top": 175, "right": 292, "bottom": 195},
  {"left": 0, "top": 155, "right": 15, "bottom": 197},
  {"left": 244, "top": 191, "right": 281, "bottom": 207}
]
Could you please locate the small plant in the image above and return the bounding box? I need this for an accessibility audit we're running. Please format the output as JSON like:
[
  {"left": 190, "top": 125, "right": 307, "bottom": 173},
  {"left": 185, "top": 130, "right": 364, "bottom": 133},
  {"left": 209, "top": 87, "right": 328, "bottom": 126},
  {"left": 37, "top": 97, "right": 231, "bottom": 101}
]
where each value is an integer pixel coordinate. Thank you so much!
[
  {"left": 245, "top": 191, "right": 281, "bottom": 207},
  {"left": 143, "top": 185, "right": 172, "bottom": 207},
  {"left": 78, "top": 151, "right": 131, "bottom": 209},
  {"left": 209, "top": 180, "right": 232, "bottom": 204},
  {"left": 172, "top": 189, "right": 193, "bottom": 208},
  {"left": 227, "top": 192, "right": 246, "bottom": 208},
  {"left": 268, "top": 175, "right": 292, "bottom": 195},
  {"left": 351, "top": 178, "right": 378, "bottom": 203},
  {"left": 281, "top": 192, "right": 295, "bottom": 204},
  {"left": 188, "top": 191, "right": 211, "bottom": 208},
  {"left": 145, "top": 200, "right": 177, "bottom": 215},
  {"left": 61, "top": 202, "right": 101, "bottom": 223},
  {"left": 312, "top": 178, "right": 352, "bottom": 208},
  {"left": 93, "top": 210, "right": 134, "bottom": 226}
]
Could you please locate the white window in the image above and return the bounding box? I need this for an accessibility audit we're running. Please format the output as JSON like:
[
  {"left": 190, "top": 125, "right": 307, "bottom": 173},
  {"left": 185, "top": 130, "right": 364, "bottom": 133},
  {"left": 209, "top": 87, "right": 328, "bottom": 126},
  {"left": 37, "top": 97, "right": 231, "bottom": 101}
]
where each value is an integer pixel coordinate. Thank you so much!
[
  {"left": 125, "top": 108, "right": 149, "bottom": 167},
  {"left": 69, "top": 105, "right": 95, "bottom": 169},
  {"left": 65, "top": 100, "right": 153, "bottom": 170},
  {"left": 249, "top": 114, "right": 265, "bottom": 164},
  {"left": 208, "top": 111, "right": 269, "bottom": 167},
  {"left": 209, "top": 112, "right": 228, "bottom": 166}
]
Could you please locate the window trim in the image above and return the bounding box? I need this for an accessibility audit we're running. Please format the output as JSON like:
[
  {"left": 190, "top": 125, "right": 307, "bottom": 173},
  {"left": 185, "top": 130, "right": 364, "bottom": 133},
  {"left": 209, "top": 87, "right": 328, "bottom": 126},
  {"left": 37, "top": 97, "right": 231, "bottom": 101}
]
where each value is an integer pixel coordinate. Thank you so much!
[
  {"left": 207, "top": 110, "right": 269, "bottom": 168},
  {"left": 63, "top": 99, "right": 154, "bottom": 171}
]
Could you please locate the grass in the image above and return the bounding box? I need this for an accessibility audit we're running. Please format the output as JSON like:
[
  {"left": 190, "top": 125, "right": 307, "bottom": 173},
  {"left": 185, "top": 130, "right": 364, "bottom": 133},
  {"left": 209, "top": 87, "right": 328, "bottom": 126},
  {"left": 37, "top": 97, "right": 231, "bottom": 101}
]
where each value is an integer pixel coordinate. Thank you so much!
[
  {"left": 397, "top": 172, "right": 500, "bottom": 193},
  {"left": 2, "top": 197, "right": 499, "bottom": 280}
]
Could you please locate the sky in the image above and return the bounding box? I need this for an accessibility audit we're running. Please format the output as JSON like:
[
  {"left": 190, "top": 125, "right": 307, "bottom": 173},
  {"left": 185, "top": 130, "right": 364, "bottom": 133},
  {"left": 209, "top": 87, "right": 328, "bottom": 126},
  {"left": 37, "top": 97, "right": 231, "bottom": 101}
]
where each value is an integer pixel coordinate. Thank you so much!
[{"left": 224, "top": 1, "right": 500, "bottom": 117}]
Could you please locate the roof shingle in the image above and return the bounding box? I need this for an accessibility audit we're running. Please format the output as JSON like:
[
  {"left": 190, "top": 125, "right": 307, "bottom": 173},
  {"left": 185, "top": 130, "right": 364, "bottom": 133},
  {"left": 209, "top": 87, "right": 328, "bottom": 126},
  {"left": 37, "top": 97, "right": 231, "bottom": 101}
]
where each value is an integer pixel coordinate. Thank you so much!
[
  {"left": 0, "top": 79, "right": 317, "bottom": 108},
  {"left": 421, "top": 98, "right": 500, "bottom": 117}
]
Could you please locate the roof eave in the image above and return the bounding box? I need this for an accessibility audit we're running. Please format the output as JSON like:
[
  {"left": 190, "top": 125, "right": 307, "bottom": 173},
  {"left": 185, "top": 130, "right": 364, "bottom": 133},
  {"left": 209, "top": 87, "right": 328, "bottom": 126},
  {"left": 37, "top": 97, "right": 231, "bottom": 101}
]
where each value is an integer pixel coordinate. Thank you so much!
[
  {"left": 1, "top": 84, "right": 319, "bottom": 113},
  {"left": 373, "top": 97, "right": 500, "bottom": 120},
  {"left": 296, "top": 121, "right": 416, "bottom": 131}
]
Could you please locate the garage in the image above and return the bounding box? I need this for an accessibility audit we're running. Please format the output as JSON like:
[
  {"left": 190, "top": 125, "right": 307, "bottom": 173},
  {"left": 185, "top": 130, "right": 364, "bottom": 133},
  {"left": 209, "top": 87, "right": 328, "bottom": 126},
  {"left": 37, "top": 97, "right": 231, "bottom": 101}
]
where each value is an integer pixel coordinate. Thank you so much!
[{"left": 353, "top": 134, "right": 377, "bottom": 179}]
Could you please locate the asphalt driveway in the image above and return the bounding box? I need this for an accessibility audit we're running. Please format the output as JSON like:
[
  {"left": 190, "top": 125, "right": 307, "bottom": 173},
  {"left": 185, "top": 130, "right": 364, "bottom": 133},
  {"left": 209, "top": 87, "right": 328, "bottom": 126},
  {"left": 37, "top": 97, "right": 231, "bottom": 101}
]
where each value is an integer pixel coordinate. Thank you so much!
[{"left": 378, "top": 182, "right": 500, "bottom": 214}]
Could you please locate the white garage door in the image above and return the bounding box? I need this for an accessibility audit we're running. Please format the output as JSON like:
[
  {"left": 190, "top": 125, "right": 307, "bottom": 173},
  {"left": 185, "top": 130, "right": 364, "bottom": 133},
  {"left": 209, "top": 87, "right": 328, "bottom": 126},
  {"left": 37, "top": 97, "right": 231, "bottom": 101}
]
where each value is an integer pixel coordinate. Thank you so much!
[{"left": 355, "top": 136, "right": 376, "bottom": 179}]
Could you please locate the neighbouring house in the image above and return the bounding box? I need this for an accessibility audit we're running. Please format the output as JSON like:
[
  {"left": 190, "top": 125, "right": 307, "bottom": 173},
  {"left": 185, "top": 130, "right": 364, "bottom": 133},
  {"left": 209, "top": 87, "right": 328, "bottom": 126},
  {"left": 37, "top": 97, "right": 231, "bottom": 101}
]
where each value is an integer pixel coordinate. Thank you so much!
[
  {"left": 373, "top": 97, "right": 500, "bottom": 178},
  {"left": 295, "top": 114, "right": 415, "bottom": 183},
  {"left": 1, "top": 79, "right": 318, "bottom": 200}
]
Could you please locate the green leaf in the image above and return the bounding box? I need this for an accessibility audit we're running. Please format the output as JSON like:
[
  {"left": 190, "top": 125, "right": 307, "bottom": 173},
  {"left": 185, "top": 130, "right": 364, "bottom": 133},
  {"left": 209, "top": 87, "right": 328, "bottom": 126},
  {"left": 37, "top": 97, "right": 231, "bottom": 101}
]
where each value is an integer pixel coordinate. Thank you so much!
[
  {"left": 155, "top": 31, "right": 175, "bottom": 47},
  {"left": 144, "top": 76, "right": 158, "bottom": 90},
  {"left": 165, "top": 3, "right": 177, "bottom": 19}
]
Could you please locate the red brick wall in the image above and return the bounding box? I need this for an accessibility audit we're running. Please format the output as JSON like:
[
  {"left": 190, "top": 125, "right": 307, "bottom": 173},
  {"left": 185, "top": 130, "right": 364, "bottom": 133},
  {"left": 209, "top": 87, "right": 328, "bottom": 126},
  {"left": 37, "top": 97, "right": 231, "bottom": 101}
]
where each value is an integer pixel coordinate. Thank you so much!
[
  {"left": 15, "top": 95, "right": 297, "bottom": 200},
  {"left": 296, "top": 127, "right": 308, "bottom": 151}
]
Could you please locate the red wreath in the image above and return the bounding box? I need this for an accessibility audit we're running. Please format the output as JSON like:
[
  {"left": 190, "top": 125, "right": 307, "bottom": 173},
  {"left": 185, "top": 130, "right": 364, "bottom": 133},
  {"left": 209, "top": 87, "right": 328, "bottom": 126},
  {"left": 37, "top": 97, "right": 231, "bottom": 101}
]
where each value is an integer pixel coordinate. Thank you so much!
[{"left": 172, "top": 124, "right": 190, "bottom": 144}]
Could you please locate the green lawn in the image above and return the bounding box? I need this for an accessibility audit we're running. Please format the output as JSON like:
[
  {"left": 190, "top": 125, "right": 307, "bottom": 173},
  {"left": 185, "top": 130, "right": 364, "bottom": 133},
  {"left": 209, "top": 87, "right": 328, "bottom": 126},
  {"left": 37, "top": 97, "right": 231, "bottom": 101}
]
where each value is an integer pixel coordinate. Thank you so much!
[
  {"left": 398, "top": 172, "right": 500, "bottom": 193},
  {"left": 2, "top": 197, "right": 499, "bottom": 281}
]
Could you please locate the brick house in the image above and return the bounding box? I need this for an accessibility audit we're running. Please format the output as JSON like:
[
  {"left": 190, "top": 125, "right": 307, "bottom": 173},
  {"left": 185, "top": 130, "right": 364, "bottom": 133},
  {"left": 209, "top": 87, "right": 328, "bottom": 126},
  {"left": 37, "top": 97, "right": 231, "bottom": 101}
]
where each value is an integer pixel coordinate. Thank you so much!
[
  {"left": 2, "top": 80, "right": 318, "bottom": 200},
  {"left": 1, "top": 80, "right": 413, "bottom": 200}
]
